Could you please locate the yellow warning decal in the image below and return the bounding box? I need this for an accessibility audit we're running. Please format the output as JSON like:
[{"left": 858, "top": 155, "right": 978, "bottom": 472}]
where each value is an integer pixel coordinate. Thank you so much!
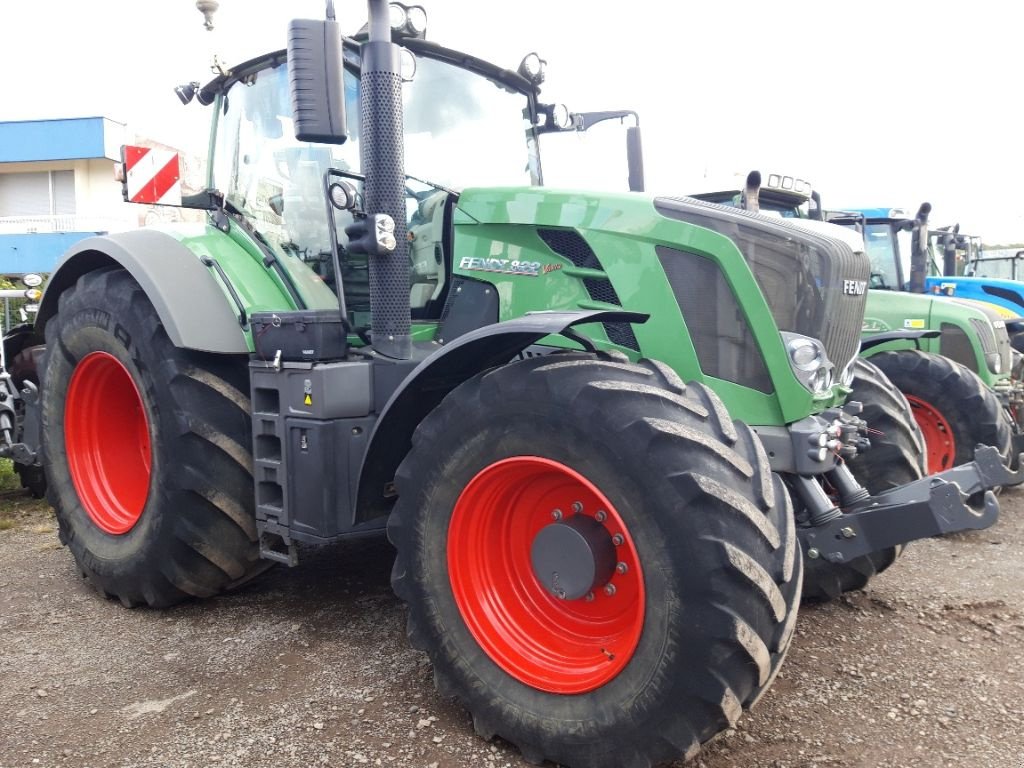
[
  {"left": 903, "top": 319, "right": 926, "bottom": 329},
  {"left": 304, "top": 394, "right": 312, "bottom": 406}
]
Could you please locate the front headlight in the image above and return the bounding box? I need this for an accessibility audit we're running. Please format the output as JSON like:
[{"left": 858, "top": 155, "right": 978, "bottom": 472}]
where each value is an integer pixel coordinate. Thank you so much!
[
  {"left": 987, "top": 352, "right": 1002, "bottom": 375},
  {"left": 781, "top": 332, "right": 835, "bottom": 395}
]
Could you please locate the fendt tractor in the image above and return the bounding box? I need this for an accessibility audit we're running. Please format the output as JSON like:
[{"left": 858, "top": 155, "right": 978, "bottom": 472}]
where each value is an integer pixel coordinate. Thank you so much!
[
  {"left": 837, "top": 204, "right": 1024, "bottom": 469},
  {"left": 0, "top": 4, "right": 1016, "bottom": 767},
  {"left": 692, "top": 176, "right": 1022, "bottom": 474}
]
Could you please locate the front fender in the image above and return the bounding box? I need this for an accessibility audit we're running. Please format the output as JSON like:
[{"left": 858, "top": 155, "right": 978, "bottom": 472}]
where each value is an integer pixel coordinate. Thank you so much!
[
  {"left": 36, "top": 230, "right": 249, "bottom": 354},
  {"left": 353, "top": 309, "right": 648, "bottom": 522},
  {"left": 860, "top": 329, "right": 941, "bottom": 352}
]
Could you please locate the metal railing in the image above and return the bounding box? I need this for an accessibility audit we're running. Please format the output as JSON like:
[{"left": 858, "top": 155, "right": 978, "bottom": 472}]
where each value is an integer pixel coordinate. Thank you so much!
[{"left": 0, "top": 215, "right": 130, "bottom": 234}]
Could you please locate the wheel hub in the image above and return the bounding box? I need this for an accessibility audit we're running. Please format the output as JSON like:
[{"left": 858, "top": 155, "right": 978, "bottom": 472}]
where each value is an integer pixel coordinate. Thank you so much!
[
  {"left": 530, "top": 514, "right": 616, "bottom": 600},
  {"left": 447, "top": 455, "right": 645, "bottom": 693}
]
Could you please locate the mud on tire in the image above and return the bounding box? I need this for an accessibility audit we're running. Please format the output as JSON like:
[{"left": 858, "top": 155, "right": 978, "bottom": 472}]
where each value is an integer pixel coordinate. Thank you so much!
[
  {"left": 41, "top": 268, "right": 262, "bottom": 607},
  {"left": 387, "top": 354, "right": 801, "bottom": 768}
]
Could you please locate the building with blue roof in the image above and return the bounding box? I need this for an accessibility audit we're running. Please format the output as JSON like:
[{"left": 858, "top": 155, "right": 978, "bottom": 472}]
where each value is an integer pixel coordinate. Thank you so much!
[{"left": 0, "top": 117, "right": 138, "bottom": 275}]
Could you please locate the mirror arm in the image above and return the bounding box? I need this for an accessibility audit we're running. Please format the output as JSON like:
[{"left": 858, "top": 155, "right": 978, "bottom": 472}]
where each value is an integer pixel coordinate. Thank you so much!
[{"left": 570, "top": 109, "right": 640, "bottom": 132}]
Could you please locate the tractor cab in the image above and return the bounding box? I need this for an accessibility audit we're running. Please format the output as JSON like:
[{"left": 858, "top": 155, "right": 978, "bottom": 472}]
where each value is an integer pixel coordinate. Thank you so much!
[
  {"left": 691, "top": 171, "right": 819, "bottom": 219},
  {"left": 199, "top": 41, "right": 537, "bottom": 327},
  {"left": 836, "top": 207, "right": 923, "bottom": 291},
  {"left": 966, "top": 249, "right": 1024, "bottom": 280}
]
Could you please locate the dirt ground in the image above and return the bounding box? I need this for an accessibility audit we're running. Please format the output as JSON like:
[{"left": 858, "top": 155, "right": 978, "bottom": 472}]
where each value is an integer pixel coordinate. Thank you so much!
[{"left": 1, "top": 486, "right": 1022, "bottom": 768}]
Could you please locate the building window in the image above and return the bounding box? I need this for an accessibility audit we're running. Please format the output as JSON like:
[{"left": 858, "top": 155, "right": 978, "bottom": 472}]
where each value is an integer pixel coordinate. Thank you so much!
[{"left": 0, "top": 171, "right": 75, "bottom": 217}]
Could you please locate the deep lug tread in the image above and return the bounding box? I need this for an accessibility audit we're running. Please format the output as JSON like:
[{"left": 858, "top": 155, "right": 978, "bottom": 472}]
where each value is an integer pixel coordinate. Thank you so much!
[
  {"left": 41, "top": 268, "right": 264, "bottom": 608},
  {"left": 718, "top": 539, "right": 787, "bottom": 622},
  {"left": 386, "top": 352, "right": 800, "bottom": 768},
  {"left": 639, "top": 357, "right": 687, "bottom": 394},
  {"left": 675, "top": 473, "right": 781, "bottom": 550},
  {"left": 869, "top": 349, "right": 1011, "bottom": 465}
]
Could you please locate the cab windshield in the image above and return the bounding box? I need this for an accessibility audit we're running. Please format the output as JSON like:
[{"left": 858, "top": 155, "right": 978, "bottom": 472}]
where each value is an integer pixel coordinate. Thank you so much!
[
  {"left": 863, "top": 223, "right": 911, "bottom": 289},
  {"left": 210, "top": 51, "right": 539, "bottom": 315}
]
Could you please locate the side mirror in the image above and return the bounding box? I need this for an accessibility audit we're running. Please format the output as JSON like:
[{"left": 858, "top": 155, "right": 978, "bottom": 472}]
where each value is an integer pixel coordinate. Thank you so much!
[
  {"left": 287, "top": 18, "right": 348, "bottom": 144},
  {"left": 626, "top": 126, "right": 645, "bottom": 192}
]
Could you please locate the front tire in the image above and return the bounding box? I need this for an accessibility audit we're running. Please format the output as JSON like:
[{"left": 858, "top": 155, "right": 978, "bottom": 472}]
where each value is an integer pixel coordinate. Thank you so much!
[
  {"left": 41, "top": 268, "right": 262, "bottom": 607},
  {"left": 800, "top": 357, "right": 925, "bottom": 602},
  {"left": 388, "top": 354, "right": 801, "bottom": 768},
  {"left": 867, "top": 349, "right": 1011, "bottom": 473}
]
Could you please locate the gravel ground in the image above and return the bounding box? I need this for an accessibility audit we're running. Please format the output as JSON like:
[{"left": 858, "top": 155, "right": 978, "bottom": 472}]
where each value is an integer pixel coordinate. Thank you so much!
[{"left": 1, "top": 487, "right": 1022, "bottom": 768}]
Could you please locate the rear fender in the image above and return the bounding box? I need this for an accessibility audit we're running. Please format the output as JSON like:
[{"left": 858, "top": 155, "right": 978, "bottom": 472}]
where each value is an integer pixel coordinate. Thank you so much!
[
  {"left": 36, "top": 230, "right": 249, "bottom": 354},
  {"left": 353, "top": 310, "right": 648, "bottom": 523}
]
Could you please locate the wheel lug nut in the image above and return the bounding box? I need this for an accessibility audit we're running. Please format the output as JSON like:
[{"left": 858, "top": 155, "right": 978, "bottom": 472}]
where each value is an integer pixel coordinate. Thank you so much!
[
  {"left": 616, "top": 562, "right": 628, "bottom": 575},
  {"left": 584, "top": 592, "right": 595, "bottom": 602},
  {"left": 594, "top": 510, "right": 607, "bottom": 523},
  {"left": 604, "top": 583, "right": 616, "bottom": 596},
  {"left": 551, "top": 509, "right": 563, "bottom": 521},
  {"left": 612, "top": 533, "right": 624, "bottom": 546},
  {"left": 572, "top": 501, "right": 583, "bottom": 514}
]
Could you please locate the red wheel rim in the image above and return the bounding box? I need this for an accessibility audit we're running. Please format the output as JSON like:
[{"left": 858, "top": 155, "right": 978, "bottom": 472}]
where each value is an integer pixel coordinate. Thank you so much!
[
  {"left": 906, "top": 395, "right": 955, "bottom": 473},
  {"left": 447, "top": 456, "right": 645, "bottom": 694},
  {"left": 65, "top": 352, "right": 152, "bottom": 535}
]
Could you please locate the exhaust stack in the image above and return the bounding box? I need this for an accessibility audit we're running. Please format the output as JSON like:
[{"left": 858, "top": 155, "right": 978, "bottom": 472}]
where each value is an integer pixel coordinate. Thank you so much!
[{"left": 360, "top": 0, "right": 412, "bottom": 359}]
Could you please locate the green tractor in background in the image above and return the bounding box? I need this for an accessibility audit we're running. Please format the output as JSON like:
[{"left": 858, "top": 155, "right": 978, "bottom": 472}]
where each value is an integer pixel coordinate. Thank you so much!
[
  {"left": 0, "top": 4, "right": 1014, "bottom": 767},
  {"left": 834, "top": 204, "right": 1022, "bottom": 472}
]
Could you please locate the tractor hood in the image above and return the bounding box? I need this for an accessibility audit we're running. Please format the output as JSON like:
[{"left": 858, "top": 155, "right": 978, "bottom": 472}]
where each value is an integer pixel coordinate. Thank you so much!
[
  {"left": 863, "top": 290, "right": 1011, "bottom": 383},
  {"left": 924, "top": 275, "right": 1024, "bottom": 320}
]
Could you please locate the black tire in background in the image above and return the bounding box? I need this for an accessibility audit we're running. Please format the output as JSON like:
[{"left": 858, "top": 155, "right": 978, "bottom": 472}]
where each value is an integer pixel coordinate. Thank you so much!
[
  {"left": 388, "top": 354, "right": 801, "bottom": 768},
  {"left": 11, "top": 344, "right": 46, "bottom": 498},
  {"left": 41, "top": 268, "right": 263, "bottom": 607},
  {"left": 867, "top": 349, "right": 1012, "bottom": 472},
  {"left": 800, "top": 357, "right": 925, "bottom": 602}
]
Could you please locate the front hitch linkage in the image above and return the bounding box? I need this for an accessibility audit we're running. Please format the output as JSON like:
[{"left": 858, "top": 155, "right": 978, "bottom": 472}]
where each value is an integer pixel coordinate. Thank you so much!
[{"left": 798, "top": 445, "right": 1018, "bottom": 563}]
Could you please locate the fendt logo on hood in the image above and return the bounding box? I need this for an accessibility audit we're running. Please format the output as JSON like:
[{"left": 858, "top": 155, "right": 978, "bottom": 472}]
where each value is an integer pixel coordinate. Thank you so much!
[{"left": 843, "top": 279, "right": 867, "bottom": 296}]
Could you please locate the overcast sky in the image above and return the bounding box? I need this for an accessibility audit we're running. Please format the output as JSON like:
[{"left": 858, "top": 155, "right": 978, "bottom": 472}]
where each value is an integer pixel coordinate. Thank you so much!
[{"left": 3, "top": 1, "right": 1022, "bottom": 241}]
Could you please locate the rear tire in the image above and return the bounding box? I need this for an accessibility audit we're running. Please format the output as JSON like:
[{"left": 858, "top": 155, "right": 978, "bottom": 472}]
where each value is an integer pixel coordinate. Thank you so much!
[
  {"left": 388, "top": 354, "right": 801, "bottom": 768},
  {"left": 867, "top": 349, "right": 1011, "bottom": 473},
  {"left": 11, "top": 345, "right": 46, "bottom": 498},
  {"left": 41, "top": 268, "right": 263, "bottom": 607},
  {"left": 800, "top": 357, "right": 925, "bottom": 602}
]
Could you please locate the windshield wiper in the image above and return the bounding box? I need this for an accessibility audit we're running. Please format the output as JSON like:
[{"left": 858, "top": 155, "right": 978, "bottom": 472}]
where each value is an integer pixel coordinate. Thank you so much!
[
  {"left": 405, "top": 172, "right": 458, "bottom": 196},
  {"left": 216, "top": 201, "right": 308, "bottom": 310}
]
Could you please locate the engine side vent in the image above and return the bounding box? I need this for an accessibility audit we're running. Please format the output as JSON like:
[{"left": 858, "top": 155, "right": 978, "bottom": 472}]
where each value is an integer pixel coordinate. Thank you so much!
[
  {"left": 939, "top": 322, "right": 978, "bottom": 373},
  {"left": 657, "top": 245, "right": 774, "bottom": 393},
  {"left": 536, "top": 228, "right": 639, "bottom": 351}
]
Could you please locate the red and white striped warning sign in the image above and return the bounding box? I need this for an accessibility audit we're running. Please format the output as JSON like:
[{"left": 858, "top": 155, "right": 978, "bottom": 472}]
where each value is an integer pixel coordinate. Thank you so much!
[{"left": 121, "top": 145, "right": 182, "bottom": 205}]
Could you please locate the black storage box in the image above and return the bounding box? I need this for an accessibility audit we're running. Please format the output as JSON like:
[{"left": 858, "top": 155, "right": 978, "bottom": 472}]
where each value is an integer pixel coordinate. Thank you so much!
[{"left": 251, "top": 310, "right": 348, "bottom": 362}]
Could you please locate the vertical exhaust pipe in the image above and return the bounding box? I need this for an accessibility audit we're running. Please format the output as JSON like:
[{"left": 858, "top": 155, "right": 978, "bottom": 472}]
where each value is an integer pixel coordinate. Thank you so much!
[
  {"left": 740, "top": 170, "right": 761, "bottom": 213},
  {"left": 360, "top": 0, "right": 412, "bottom": 359},
  {"left": 908, "top": 202, "right": 931, "bottom": 294}
]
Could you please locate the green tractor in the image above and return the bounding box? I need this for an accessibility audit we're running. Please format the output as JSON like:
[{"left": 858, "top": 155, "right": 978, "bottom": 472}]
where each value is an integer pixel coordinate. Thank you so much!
[
  {"left": 834, "top": 204, "right": 1022, "bottom": 472},
  {"left": 693, "top": 177, "right": 1021, "bottom": 474},
  {"left": 1, "top": 4, "right": 1014, "bottom": 767}
]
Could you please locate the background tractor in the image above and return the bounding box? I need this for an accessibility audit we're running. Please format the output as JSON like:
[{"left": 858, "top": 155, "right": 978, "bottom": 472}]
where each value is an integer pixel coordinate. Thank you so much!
[
  {"left": 837, "top": 204, "right": 1023, "bottom": 470},
  {"left": 1, "top": 4, "right": 1012, "bottom": 767}
]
